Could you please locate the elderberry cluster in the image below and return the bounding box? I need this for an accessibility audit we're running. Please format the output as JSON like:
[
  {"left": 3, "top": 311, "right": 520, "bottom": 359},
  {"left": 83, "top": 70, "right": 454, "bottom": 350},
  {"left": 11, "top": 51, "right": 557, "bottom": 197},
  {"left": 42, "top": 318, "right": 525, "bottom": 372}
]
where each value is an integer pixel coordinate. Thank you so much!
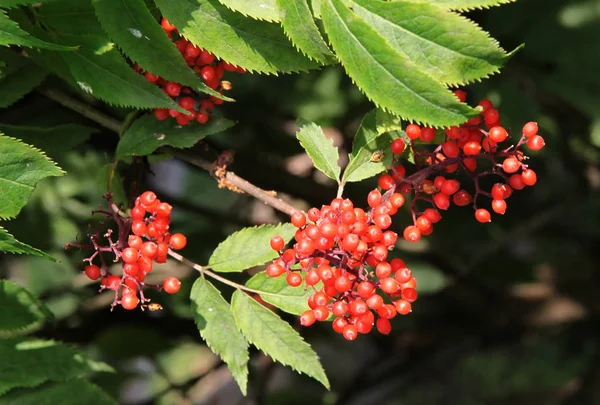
[
  {"left": 135, "top": 18, "right": 246, "bottom": 126},
  {"left": 379, "top": 91, "right": 546, "bottom": 242},
  {"left": 67, "top": 192, "right": 186, "bottom": 311},
  {"left": 268, "top": 195, "right": 417, "bottom": 341}
]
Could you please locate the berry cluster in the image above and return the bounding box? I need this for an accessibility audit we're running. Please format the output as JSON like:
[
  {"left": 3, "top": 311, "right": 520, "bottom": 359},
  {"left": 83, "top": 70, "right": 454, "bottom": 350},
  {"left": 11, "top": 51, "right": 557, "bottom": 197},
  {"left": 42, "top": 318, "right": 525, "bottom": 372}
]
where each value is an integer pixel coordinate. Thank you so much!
[
  {"left": 268, "top": 195, "right": 416, "bottom": 341},
  {"left": 136, "top": 18, "right": 245, "bottom": 126},
  {"left": 67, "top": 192, "right": 186, "bottom": 311},
  {"left": 382, "top": 91, "right": 545, "bottom": 242}
]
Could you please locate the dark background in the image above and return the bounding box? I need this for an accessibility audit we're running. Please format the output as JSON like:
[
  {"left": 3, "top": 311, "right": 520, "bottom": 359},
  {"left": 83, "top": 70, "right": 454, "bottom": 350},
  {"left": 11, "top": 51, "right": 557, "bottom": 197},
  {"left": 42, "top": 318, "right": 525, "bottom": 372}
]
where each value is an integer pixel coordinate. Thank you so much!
[{"left": 2, "top": 0, "right": 600, "bottom": 403}]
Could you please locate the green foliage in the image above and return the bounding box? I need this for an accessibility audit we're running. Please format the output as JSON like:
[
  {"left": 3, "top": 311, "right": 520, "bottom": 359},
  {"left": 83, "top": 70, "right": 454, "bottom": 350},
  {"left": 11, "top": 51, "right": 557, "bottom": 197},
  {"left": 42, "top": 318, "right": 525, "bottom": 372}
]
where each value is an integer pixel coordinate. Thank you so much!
[
  {"left": 0, "top": 280, "right": 53, "bottom": 337},
  {"left": 0, "top": 227, "right": 57, "bottom": 262},
  {"left": 0, "top": 134, "right": 64, "bottom": 220},
  {"left": 245, "top": 271, "right": 315, "bottom": 315},
  {"left": 0, "top": 62, "right": 47, "bottom": 108},
  {"left": 351, "top": 0, "right": 510, "bottom": 86},
  {"left": 320, "top": 0, "right": 478, "bottom": 127},
  {"left": 116, "top": 114, "right": 235, "bottom": 158},
  {"left": 208, "top": 223, "right": 296, "bottom": 272},
  {"left": 155, "top": 0, "right": 319, "bottom": 74},
  {"left": 296, "top": 120, "right": 340, "bottom": 182},
  {"left": 400, "top": 0, "right": 516, "bottom": 11},
  {"left": 0, "top": 0, "right": 51, "bottom": 7},
  {"left": 278, "top": 0, "right": 336, "bottom": 64},
  {"left": 341, "top": 109, "right": 400, "bottom": 184},
  {"left": 190, "top": 277, "right": 249, "bottom": 394},
  {"left": 217, "top": 0, "right": 280, "bottom": 21},
  {"left": 0, "top": 380, "right": 119, "bottom": 405},
  {"left": 0, "top": 10, "right": 76, "bottom": 51},
  {"left": 231, "top": 290, "right": 330, "bottom": 389}
]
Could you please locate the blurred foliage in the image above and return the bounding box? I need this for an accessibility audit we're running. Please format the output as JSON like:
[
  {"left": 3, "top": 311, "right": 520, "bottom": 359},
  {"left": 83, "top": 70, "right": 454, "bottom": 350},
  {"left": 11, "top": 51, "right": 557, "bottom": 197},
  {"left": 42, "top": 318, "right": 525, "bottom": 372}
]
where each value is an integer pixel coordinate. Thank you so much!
[{"left": 2, "top": 0, "right": 600, "bottom": 403}]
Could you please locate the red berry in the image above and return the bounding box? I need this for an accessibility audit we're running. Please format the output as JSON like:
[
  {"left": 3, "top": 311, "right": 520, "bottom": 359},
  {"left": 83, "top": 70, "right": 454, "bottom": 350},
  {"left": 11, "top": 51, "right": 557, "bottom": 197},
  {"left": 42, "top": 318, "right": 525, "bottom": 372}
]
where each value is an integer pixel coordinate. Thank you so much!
[
  {"left": 380, "top": 278, "right": 400, "bottom": 294},
  {"left": 395, "top": 267, "right": 412, "bottom": 284},
  {"left": 300, "top": 309, "right": 316, "bottom": 326},
  {"left": 367, "top": 189, "right": 382, "bottom": 208},
  {"left": 423, "top": 208, "right": 442, "bottom": 223},
  {"left": 502, "top": 156, "right": 521, "bottom": 174},
  {"left": 454, "top": 89, "right": 467, "bottom": 102},
  {"left": 163, "top": 276, "right": 181, "bottom": 294},
  {"left": 266, "top": 263, "right": 285, "bottom": 277},
  {"left": 442, "top": 140, "right": 459, "bottom": 158},
  {"left": 390, "top": 138, "right": 406, "bottom": 154},
  {"left": 491, "top": 199, "right": 507, "bottom": 215},
  {"left": 313, "top": 306, "right": 329, "bottom": 321},
  {"left": 475, "top": 208, "right": 491, "bottom": 223},
  {"left": 165, "top": 82, "right": 181, "bottom": 97},
  {"left": 291, "top": 212, "right": 307, "bottom": 228},
  {"left": 433, "top": 193, "right": 450, "bottom": 210},
  {"left": 522, "top": 121, "right": 538, "bottom": 137},
  {"left": 440, "top": 179, "right": 460, "bottom": 196},
  {"left": 403, "top": 226, "right": 421, "bottom": 242},
  {"left": 376, "top": 318, "right": 392, "bottom": 335},
  {"left": 488, "top": 126, "right": 508, "bottom": 143},
  {"left": 161, "top": 18, "right": 176, "bottom": 31},
  {"left": 378, "top": 174, "right": 395, "bottom": 190},
  {"left": 270, "top": 235, "right": 285, "bottom": 251},
  {"left": 509, "top": 174, "right": 526, "bottom": 190},
  {"left": 137, "top": 257, "right": 153, "bottom": 274},
  {"left": 200, "top": 65, "right": 216, "bottom": 82},
  {"left": 102, "top": 275, "right": 121, "bottom": 290},
  {"left": 521, "top": 169, "right": 537, "bottom": 186},
  {"left": 196, "top": 113, "right": 210, "bottom": 124},
  {"left": 402, "top": 288, "right": 418, "bottom": 302},
  {"left": 491, "top": 183, "right": 511, "bottom": 200},
  {"left": 198, "top": 50, "right": 215, "bottom": 65},
  {"left": 527, "top": 135, "right": 545, "bottom": 151},
  {"left": 169, "top": 233, "right": 187, "bottom": 250},
  {"left": 178, "top": 96, "right": 195, "bottom": 110},
  {"left": 342, "top": 324, "right": 358, "bottom": 341},
  {"left": 286, "top": 272, "right": 303, "bottom": 287},
  {"left": 84, "top": 264, "right": 101, "bottom": 280},
  {"left": 122, "top": 248, "right": 139, "bottom": 264},
  {"left": 140, "top": 191, "right": 157, "bottom": 207},
  {"left": 155, "top": 202, "right": 172, "bottom": 217},
  {"left": 405, "top": 124, "right": 421, "bottom": 140},
  {"left": 463, "top": 141, "right": 481, "bottom": 155},
  {"left": 154, "top": 108, "right": 169, "bottom": 121},
  {"left": 420, "top": 127, "right": 436, "bottom": 142},
  {"left": 144, "top": 72, "right": 159, "bottom": 83},
  {"left": 395, "top": 299, "right": 411, "bottom": 315},
  {"left": 121, "top": 294, "right": 139, "bottom": 310}
]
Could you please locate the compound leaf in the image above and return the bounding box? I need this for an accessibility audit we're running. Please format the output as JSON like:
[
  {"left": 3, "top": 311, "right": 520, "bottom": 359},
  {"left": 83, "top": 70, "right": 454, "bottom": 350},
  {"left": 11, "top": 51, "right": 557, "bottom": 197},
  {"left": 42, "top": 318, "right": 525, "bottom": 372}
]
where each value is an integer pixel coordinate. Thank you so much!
[
  {"left": 208, "top": 223, "right": 296, "bottom": 273},
  {"left": 321, "top": 0, "right": 478, "bottom": 127},
  {"left": 190, "top": 278, "right": 249, "bottom": 395},
  {"left": 296, "top": 119, "right": 341, "bottom": 182},
  {"left": 155, "top": 0, "right": 319, "bottom": 74},
  {"left": 0, "top": 134, "right": 64, "bottom": 220},
  {"left": 231, "top": 290, "right": 330, "bottom": 389},
  {"left": 116, "top": 114, "right": 235, "bottom": 158}
]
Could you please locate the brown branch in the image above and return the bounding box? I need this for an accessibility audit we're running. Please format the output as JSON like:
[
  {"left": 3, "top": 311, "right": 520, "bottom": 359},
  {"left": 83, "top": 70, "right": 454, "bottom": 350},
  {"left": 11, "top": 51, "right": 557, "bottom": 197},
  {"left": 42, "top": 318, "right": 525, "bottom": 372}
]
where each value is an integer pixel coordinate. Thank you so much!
[{"left": 39, "top": 87, "right": 300, "bottom": 218}]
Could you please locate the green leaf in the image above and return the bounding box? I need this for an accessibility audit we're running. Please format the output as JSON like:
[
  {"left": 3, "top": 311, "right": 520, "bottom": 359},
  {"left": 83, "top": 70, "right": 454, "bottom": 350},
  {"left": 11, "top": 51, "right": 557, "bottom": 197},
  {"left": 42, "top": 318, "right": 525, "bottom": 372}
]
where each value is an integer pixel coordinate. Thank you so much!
[
  {"left": 231, "top": 290, "right": 329, "bottom": 389},
  {"left": 217, "top": 0, "right": 280, "bottom": 21},
  {"left": 245, "top": 271, "right": 316, "bottom": 315},
  {"left": 57, "top": 35, "right": 185, "bottom": 110},
  {"left": 311, "top": 0, "right": 322, "bottom": 18},
  {"left": 0, "top": 11, "right": 76, "bottom": 51},
  {"left": 36, "top": 1, "right": 107, "bottom": 36},
  {"left": 0, "top": 379, "right": 118, "bottom": 405},
  {"left": 0, "top": 226, "right": 57, "bottom": 262},
  {"left": 321, "top": 0, "right": 478, "bottom": 127},
  {"left": 0, "top": 123, "right": 96, "bottom": 165},
  {"left": 208, "top": 223, "right": 296, "bottom": 273},
  {"left": 92, "top": 0, "right": 216, "bottom": 95},
  {"left": 341, "top": 109, "right": 399, "bottom": 183},
  {"left": 350, "top": 0, "right": 509, "bottom": 86},
  {"left": 0, "top": 281, "right": 54, "bottom": 338},
  {"left": 190, "top": 278, "right": 249, "bottom": 394},
  {"left": 278, "top": 0, "right": 336, "bottom": 64},
  {"left": 0, "top": 0, "right": 51, "bottom": 7},
  {"left": 296, "top": 119, "right": 341, "bottom": 182},
  {"left": 0, "top": 63, "right": 47, "bottom": 108},
  {"left": 116, "top": 114, "right": 235, "bottom": 158},
  {"left": 0, "top": 134, "right": 64, "bottom": 220},
  {"left": 155, "top": 0, "right": 319, "bottom": 74},
  {"left": 398, "top": 0, "right": 516, "bottom": 11}
]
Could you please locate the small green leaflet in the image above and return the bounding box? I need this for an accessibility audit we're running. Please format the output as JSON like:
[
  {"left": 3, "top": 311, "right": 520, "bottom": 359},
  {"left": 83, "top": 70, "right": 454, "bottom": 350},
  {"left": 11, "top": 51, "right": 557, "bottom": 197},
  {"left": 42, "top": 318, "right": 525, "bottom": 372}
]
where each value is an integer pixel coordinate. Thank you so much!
[
  {"left": 278, "top": 0, "right": 336, "bottom": 65},
  {"left": 0, "top": 134, "right": 64, "bottom": 220},
  {"left": 398, "top": 0, "right": 516, "bottom": 11},
  {"left": 0, "top": 226, "right": 57, "bottom": 262},
  {"left": 116, "top": 114, "right": 235, "bottom": 158},
  {"left": 155, "top": 0, "right": 319, "bottom": 74},
  {"left": 231, "top": 290, "right": 330, "bottom": 389},
  {"left": 0, "top": 63, "right": 47, "bottom": 108},
  {"left": 0, "top": 281, "right": 54, "bottom": 338},
  {"left": 217, "top": 0, "right": 280, "bottom": 21},
  {"left": 341, "top": 109, "right": 400, "bottom": 183},
  {"left": 208, "top": 223, "right": 296, "bottom": 273},
  {"left": 296, "top": 119, "right": 341, "bottom": 182},
  {"left": 190, "top": 278, "right": 249, "bottom": 394},
  {"left": 311, "top": 0, "right": 322, "bottom": 18},
  {"left": 321, "top": 0, "right": 478, "bottom": 127},
  {"left": 0, "top": 379, "right": 118, "bottom": 405},
  {"left": 246, "top": 271, "right": 316, "bottom": 315},
  {"left": 351, "top": 0, "right": 509, "bottom": 86},
  {"left": 0, "top": 11, "right": 76, "bottom": 51},
  {"left": 92, "top": 0, "right": 219, "bottom": 97}
]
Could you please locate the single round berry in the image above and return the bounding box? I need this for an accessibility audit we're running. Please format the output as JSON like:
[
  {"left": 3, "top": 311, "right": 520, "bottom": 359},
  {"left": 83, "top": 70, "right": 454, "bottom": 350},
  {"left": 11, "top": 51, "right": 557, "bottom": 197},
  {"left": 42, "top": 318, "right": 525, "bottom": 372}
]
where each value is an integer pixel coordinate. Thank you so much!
[
  {"left": 522, "top": 122, "right": 538, "bottom": 137},
  {"left": 488, "top": 126, "right": 508, "bottom": 143},
  {"left": 122, "top": 248, "right": 139, "bottom": 264},
  {"left": 313, "top": 306, "right": 329, "bottom": 321},
  {"left": 163, "top": 276, "right": 181, "bottom": 294},
  {"left": 395, "top": 299, "right": 411, "bottom": 315},
  {"left": 266, "top": 263, "right": 285, "bottom": 277},
  {"left": 291, "top": 212, "right": 307, "bottom": 228},
  {"left": 463, "top": 141, "right": 481, "bottom": 155},
  {"left": 84, "top": 264, "right": 101, "bottom": 280},
  {"left": 390, "top": 138, "right": 406, "bottom": 154},
  {"left": 102, "top": 275, "right": 121, "bottom": 290},
  {"left": 376, "top": 318, "right": 392, "bottom": 335},
  {"left": 169, "top": 233, "right": 187, "bottom": 250},
  {"left": 502, "top": 156, "right": 521, "bottom": 174},
  {"left": 420, "top": 127, "right": 436, "bottom": 142},
  {"left": 527, "top": 135, "right": 545, "bottom": 151},
  {"left": 403, "top": 226, "right": 421, "bottom": 242},
  {"left": 491, "top": 199, "right": 507, "bottom": 215},
  {"left": 165, "top": 82, "right": 181, "bottom": 97},
  {"left": 378, "top": 174, "right": 395, "bottom": 190},
  {"left": 121, "top": 294, "right": 139, "bottom": 310},
  {"left": 405, "top": 124, "right": 421, "bottom": 140},
  {"left": 521, "top": 169, "right": 537, "bottom": 186},
  {"left": 300, "top": 309, "right": 316, "bottom": 326},
  {"left": 342, "top": 324, "right": 358, "bottom": 341},
  {"left": 475, "top": 208, "right": 491, "bottom": 223},
  {"left": 286, "top": 272, "right": 303, "bottom": 287},
  {"left": 270, "top": 235, "right": 285, "bottom": 251}
]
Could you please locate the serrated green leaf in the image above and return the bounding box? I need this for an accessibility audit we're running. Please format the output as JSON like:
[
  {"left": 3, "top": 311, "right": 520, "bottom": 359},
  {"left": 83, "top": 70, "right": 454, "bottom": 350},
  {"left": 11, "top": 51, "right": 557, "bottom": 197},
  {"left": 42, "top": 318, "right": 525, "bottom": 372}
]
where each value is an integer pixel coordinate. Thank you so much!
[
  {"left": 208, "top": 223, "right": 296, "bottom": 273},
  {"left": 0, "top": 63, "right": 47, "bottom": 108},
  {"left": 55, "top": 35, "right": 185, "bottom": 110},
  {"left": 36, "top": 1, "right": 107, "bottom": 36},
  {"left": 155, "top": 0, "right": 319, "bottom": 74},
  {"left": 0, "top": 10, "right": 76, "bottom": 51},
  {"left": 0, "top": 379, "right": 118, "bottom": 405},
  {"left": 0, "top": 0, "right": 50, "bottom": 7},
  {"left": 350, "top": 0, "right": 509, "bottom": 86},
  {"left": 116, "top": 114, "right": 235, "bottom": 158},
  {"left": 190, "top": 278, "right": 249, "bottom": 394},
  {"left": 398, "top": 0, "right": 516, "bottom": 11},
  {"left": 245, "top": 271, "right": 316, "bottom": 315},
  {"left": 218, "top": 0, "right": 280, "bottom": 21},
  {"left": 231, "top": 290, "right": 329, "bottom": 389},
  {"left": 0, "top": 123, "right": 96, "bottom": 165},
  {"left": 92, "top": 0, "right": 212, "bottom": 94},
  {"left": 296, "top": 119, "right": 341, "bottom": 182},
  {"left": 321, "top": 0, "right": 478, "bottom": 127},
  {"left": 311, "top": 0, "right": 322, "bottom": 18},
  {"left": 278, "top": 0, "right": 336, "bottom": 64},
  {"left": 0, "top": 134, "right": 64, "bottom": 220},
  {"left": 374, "top": 108, "right": 403, "bottom": 134},
  {"left": 0, "top": 281, "right": 54, "bottom": 338},
  {"left": 341, "top": 109, "right": 399, "bottom": 183},
  {"left": 0, "top": 226, "right": 57, "bottom": 262}
]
